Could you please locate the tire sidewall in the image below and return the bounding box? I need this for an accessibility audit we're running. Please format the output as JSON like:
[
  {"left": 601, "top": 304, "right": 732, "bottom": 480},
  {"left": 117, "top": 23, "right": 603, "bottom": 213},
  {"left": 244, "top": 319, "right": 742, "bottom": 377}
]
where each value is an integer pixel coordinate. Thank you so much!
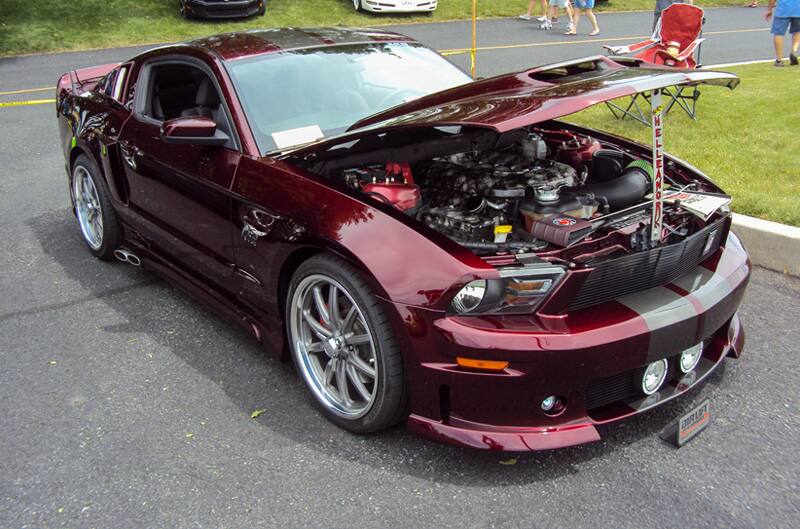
[
  {"left": 286, "top": 255, "right": 405, "bottom": 433},
  {"left": 71, "top": 154, "right": 120, "bottom": 260}
]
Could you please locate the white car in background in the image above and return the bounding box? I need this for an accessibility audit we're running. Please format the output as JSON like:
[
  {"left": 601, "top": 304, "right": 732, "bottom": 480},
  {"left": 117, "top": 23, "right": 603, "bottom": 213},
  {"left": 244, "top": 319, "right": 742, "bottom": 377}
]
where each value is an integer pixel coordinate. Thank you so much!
[{"left": 353, "top": 0, "right": 437, "bottom": 13}]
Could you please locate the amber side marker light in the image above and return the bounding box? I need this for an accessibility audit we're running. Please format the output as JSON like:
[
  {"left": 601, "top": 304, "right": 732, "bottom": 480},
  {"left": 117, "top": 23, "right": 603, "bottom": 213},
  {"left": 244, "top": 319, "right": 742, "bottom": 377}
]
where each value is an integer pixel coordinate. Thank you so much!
[{"left": 456, "top": 357, "right": 509, "bottom": 371}]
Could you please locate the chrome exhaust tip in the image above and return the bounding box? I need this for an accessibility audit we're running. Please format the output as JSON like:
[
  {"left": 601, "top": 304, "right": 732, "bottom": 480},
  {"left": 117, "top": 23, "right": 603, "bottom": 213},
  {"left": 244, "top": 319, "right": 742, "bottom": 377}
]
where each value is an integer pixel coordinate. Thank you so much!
[{"left": 114, "top": 248, "right": 141, "bottom": 267}]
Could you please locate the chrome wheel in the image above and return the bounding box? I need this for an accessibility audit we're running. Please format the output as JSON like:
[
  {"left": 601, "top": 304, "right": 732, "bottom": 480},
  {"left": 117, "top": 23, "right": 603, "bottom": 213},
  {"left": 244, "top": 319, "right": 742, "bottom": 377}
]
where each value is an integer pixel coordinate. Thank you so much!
[
  {"left": 290, "top": 274, "right": 378, "bottom": 419},
  {"left": 72, "top": 165, "right": 104, "bottom": 251}
]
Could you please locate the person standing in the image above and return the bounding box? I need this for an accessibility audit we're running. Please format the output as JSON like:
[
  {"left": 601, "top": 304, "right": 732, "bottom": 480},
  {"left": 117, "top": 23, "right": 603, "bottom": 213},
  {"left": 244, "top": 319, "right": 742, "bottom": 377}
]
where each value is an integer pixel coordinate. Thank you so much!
[
  {"left": 566, "top": 0, "right": 600, "bottom": 35},
  {"left": 540, "top": 0, "right": 574, "bottom": 31},
  {"left": 766, "top": 0, "right": 800, "bottom": 65},
  {"left": 520, "top": 0, "right": 549, "bottom": 22}
]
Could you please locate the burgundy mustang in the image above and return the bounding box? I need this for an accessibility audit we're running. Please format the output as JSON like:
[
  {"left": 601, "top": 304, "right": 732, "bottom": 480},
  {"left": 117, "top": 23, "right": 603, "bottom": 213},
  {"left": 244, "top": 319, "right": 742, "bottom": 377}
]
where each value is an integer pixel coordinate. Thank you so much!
[{"left": 56, "top": 28, "right": 750, "bottom": 451}]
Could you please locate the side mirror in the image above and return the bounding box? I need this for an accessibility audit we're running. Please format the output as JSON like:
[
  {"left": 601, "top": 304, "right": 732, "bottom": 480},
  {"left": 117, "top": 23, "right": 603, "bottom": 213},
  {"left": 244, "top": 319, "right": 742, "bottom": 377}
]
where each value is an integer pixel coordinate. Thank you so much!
[{"left": 160, "top": 116, "right": 228, "bottom": 146}]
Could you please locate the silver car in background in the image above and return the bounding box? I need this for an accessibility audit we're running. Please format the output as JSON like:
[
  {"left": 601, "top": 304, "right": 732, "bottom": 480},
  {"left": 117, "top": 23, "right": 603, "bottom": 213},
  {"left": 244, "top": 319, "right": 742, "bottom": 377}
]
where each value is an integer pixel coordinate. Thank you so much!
[{"left": 353, "top": 0, "right": 437, "bottom": 13}]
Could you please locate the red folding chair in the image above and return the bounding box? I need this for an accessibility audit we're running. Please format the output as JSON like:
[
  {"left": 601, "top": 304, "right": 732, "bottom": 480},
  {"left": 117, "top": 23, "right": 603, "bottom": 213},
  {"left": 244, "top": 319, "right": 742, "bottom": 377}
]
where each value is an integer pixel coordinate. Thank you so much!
[{"left": 603, "top": 3, "right": 706, "bottom": 125}]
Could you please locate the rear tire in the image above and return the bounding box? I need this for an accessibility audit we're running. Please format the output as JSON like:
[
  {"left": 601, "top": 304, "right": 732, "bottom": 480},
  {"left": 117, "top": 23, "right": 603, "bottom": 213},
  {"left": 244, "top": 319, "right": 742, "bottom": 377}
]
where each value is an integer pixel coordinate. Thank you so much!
[
  {"left": 286, "top": 254, "right": 406, "bottom": 433},
  {"left": 257, "top": 2, "right": 266, "bottom": 16},
  {"left": 70, "top": 154, "right": 121, "bottom": 260}
]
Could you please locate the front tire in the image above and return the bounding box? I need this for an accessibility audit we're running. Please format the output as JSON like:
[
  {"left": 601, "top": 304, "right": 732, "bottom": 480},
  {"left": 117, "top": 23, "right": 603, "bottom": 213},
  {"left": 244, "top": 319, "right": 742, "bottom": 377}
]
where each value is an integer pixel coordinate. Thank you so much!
[
  {"left": 287, "top": 254, "right": 406, "bottom": 433},
  {"left": 353, "top": 0, "right": 362, "bottom": 11},
  {"left": 71, "top": 154, "right": 121, "bottom": 260}
]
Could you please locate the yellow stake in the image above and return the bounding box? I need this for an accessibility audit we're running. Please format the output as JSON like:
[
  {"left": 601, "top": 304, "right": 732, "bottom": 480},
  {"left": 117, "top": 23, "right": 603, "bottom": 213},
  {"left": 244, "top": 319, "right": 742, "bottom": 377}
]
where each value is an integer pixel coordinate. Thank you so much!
[{"left": 471, "top": 0, "right": 477, "bottom": 79}]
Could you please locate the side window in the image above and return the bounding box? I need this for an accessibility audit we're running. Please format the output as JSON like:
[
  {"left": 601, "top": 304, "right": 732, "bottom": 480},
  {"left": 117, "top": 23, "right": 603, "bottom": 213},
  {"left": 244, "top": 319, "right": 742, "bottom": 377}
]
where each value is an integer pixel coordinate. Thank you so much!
[
  {"left": 101, "top": 70, "right": 118, "bottom": 97},
  {"left": 145, "top": 64, "right": 222, "bottom": 122},
  {"left": 112, "top": 65, "right": 129, "bottom": 103},
  {"left": 99, "top": 65, "right": 130, "bottom": 104},
  {"left": 138, "top": 61, "right": 236, "bottom": 149}
]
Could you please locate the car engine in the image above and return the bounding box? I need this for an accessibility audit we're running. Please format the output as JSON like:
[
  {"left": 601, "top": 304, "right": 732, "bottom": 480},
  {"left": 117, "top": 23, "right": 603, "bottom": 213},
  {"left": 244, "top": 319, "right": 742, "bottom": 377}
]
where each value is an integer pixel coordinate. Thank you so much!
[{"left": 340, "top": 129, "right": 671, "bottom": 257}]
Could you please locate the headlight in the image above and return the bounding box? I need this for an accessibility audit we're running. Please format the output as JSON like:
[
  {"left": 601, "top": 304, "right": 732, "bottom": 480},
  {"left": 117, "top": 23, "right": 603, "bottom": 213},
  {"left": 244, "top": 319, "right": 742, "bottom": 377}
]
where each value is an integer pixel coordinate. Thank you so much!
[
  {"left": 449, "top": 266, "right": 565, "bottom": 315},
  {"left": 451, "top": 279, "right": 487, "bottom": 313}
]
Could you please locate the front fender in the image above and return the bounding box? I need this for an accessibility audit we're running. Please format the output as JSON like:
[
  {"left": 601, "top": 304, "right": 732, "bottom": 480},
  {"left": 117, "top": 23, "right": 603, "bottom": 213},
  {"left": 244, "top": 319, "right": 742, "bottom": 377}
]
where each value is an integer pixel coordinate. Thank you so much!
[{"left": 232, "top": 156, "right": 496, "bottom": 310}]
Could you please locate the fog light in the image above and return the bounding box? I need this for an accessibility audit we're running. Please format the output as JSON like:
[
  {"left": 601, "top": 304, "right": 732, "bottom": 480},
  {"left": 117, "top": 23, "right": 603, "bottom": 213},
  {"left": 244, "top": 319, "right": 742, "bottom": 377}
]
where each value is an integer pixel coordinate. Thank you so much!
[
  {"left": 641, "top": 359, "right": 668, "bottom": 395},
  {"left": 541, "top": 395, "right": 557, "bottom": 411},
  {"left": 679, "top": 344, "right": 703, "bottom": 373}
]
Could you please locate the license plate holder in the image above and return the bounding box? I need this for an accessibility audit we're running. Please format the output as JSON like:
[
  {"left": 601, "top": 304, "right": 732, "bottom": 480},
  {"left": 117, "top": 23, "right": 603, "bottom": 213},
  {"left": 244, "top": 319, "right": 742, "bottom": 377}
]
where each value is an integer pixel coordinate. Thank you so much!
[{"left": 660, "top": 398, "right": 711, "bottom": 447}]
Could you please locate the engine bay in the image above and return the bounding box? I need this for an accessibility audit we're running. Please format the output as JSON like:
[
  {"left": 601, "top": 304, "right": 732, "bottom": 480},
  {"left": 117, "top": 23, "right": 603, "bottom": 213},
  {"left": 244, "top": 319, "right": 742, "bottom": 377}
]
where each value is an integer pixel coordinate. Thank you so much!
[{"left": 318, "top": 125, "right": 728, "bottom": 264}]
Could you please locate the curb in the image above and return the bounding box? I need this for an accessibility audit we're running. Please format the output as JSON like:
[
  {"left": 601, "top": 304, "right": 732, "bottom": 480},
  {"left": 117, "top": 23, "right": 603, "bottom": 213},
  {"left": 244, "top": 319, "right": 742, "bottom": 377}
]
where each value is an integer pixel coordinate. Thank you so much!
[{"left": 732, "top": 214, "right": 800, "bottom": 277}]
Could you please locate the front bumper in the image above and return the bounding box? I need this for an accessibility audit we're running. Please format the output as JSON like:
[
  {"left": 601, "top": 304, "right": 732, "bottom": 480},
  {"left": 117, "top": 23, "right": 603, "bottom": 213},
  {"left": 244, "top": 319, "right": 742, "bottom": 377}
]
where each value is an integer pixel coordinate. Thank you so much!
[
  {"left": 187, "top": 0, "right": 262, "bottom": 18},
  {"left": 395, "top": 232, "right": 751, "bottom": 451},
  {"left": 362, "top": 1, "right": 437, "bottom": 13}
]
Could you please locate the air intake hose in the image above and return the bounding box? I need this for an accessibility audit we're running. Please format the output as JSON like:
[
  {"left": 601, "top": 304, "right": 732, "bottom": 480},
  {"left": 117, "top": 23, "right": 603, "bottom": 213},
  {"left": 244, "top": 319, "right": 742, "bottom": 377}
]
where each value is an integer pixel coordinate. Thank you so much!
[{"left": 567, "top": 160, "right": 652, "bottom": 211}]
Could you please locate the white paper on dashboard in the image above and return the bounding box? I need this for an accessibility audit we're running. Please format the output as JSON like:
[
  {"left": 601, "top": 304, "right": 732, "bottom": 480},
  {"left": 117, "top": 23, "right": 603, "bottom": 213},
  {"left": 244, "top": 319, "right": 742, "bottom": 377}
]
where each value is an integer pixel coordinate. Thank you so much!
[{"left": 272, "top": 125, "right": 324, "bottom": 149}]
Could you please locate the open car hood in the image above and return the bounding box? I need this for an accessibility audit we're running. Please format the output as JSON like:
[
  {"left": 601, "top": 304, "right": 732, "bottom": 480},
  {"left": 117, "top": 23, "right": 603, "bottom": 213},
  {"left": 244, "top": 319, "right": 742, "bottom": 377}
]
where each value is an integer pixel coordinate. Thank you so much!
[{"left": 278, "top": 56, "right": 738, "bottom": 157}]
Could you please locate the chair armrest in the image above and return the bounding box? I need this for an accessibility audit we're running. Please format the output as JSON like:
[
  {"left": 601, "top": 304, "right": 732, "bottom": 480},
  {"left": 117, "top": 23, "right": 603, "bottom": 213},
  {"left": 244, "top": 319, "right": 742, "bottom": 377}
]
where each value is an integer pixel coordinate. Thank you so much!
[
  {"left": 676, "top": 38, "right": 705, "bottom": 61},
  {"left": 603, "top": 45, "right": 628, "bottom": 55},
  {"left": 604, "top": 39, "right": 657, "bottom": 56},
  {"left": 627, "top": 39, "right": 659, "bottom": 53}
]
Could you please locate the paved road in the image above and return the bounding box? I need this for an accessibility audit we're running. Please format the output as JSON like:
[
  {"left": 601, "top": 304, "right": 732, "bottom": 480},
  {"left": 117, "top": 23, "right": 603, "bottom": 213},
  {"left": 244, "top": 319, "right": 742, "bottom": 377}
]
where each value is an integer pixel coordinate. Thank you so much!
[
  {"left": 0, "top": 7, "right": 776, "bottom": 94},
  {"left": 1, "top": 7, "right": 798, "bottom": 529}
]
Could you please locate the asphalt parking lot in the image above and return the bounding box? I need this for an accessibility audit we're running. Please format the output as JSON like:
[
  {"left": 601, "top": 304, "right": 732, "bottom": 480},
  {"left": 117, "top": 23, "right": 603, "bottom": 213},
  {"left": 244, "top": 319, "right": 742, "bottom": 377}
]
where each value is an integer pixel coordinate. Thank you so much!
[{"left": 2, "top": 9, "right": 799, "bottom": 529}]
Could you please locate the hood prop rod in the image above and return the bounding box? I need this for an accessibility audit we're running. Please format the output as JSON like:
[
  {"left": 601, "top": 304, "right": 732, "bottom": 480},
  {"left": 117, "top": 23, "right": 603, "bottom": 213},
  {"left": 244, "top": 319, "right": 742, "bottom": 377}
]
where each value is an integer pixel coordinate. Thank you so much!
[{"left": 650, "top": 89, "right": 665, "bottom": 244}]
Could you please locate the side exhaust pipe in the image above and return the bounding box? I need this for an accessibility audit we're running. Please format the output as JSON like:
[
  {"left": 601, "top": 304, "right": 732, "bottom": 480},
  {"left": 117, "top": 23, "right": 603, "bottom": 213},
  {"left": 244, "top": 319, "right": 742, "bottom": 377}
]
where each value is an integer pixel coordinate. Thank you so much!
[{"left": 114, "top": 248, "right": 141, "bottom": 267}]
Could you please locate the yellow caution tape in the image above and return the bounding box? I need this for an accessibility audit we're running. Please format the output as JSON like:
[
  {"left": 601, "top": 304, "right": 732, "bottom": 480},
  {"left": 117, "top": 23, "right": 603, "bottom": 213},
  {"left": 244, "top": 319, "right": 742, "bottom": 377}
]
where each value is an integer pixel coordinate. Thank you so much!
[{"left": 0, "top": 99, "right": 55, "bottom": 107}]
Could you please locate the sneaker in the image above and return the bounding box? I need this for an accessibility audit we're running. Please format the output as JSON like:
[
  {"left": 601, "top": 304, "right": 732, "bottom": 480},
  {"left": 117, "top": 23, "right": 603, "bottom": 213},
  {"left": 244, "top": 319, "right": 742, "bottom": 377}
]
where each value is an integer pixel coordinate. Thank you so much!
[
  {"left": 519, "top": 14, "right": 533, "bottom": 20},
  {"left": 567, "top": 22, "right": 575, "bottom": 32},
  {"left": 774, "top": 60, "right": 785, "bottom": 67},
  {"left": 536, "top": 15, "right": 548, "bottom": 22},
  {"left": 539, "top": 20, "right": 553, "bottom": 30},
  {"left": 790, "top": 52, "right": 798, "bottom": 65}
]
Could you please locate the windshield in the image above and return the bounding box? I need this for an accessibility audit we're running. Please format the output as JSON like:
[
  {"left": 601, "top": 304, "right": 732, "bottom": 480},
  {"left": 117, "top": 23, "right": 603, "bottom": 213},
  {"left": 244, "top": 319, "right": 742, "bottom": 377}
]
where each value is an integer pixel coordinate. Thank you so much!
[{"left": 227, "top": 42, "right": 472, "bottom": 153}]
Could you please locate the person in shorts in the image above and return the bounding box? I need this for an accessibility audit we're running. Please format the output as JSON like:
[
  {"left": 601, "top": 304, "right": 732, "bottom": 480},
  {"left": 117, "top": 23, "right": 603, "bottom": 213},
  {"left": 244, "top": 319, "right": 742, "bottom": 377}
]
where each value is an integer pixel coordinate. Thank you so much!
[
  {"left": 540, "top": 0, "right": 574, "bottom": 31},
  {"left": 766, "top": 0, "right": 800, "bottom": 65},
  {"left": 519, "top": 0, "right": 549, "bottom": 22},
  {"left": 566, "top": 0, "right": 600, "bottom": 35}
]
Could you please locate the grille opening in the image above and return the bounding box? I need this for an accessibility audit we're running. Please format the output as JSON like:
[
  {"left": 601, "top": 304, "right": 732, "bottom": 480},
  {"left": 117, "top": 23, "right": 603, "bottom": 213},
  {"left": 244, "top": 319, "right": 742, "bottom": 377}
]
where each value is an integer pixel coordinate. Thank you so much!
[{"left": 568, "top": 217, "right": 727, "bottom": 311}]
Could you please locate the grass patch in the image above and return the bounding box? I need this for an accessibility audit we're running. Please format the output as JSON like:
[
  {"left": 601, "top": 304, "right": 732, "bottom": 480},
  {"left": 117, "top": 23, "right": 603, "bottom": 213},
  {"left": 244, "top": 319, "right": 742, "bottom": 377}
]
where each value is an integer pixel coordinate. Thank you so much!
[
  {"left": 1, "top": 0, "right": 744, "bottom": 56},
  {"left": 566, "top": 62, "right": 800, "bottom": 226}
]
